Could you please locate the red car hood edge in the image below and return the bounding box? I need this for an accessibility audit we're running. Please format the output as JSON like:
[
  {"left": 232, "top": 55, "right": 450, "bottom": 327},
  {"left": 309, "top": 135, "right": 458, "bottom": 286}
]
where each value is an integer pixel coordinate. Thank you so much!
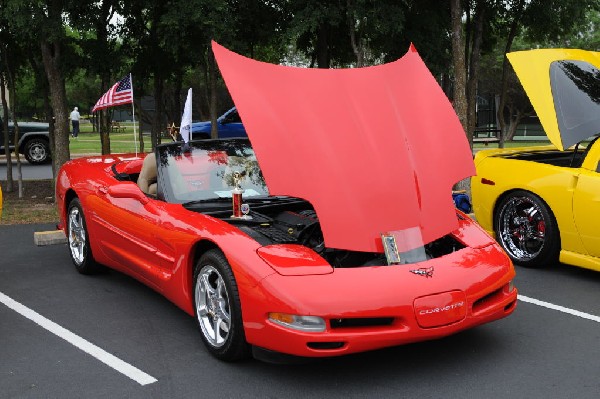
[{"left": 212, "top": 41, "right": 475, "bottom": 253}]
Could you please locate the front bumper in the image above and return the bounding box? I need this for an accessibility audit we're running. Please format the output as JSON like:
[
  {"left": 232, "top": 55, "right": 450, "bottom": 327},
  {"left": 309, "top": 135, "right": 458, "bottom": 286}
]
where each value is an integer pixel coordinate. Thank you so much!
[{"left": 241, "top": 244, "right": 517, "bottom": 358}]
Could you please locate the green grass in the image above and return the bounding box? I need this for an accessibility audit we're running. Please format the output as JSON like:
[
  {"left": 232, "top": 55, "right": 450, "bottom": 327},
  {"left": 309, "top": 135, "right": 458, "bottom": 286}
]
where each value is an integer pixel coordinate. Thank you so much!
[
  {"left": 70, "top": 132, "right": 145, "bottom": 154},
  {"left": 71, "top": 121, "right": 553, "bottom": 155},
  {"left": 72, "top": 122, "right": 152, "bottom": 154}
]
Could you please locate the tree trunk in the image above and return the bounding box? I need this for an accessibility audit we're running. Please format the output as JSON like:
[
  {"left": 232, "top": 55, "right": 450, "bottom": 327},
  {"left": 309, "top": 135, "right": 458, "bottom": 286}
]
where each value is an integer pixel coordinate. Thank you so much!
[
  {"left": 466, "top": 4, "right": 485, "bottom": 148},
  {"left": 200, "top": 50, "right": 210, "bottom": 120},
  {"left": 316, "top": 21, "right": 331, "bottom": 68},
  {"left": 208, "top": 47, "right": 219, "bottom": 139},
  {"left": 450, "top": 0, "right": 470, "bottom": 192},
  {"left": 43, "top": 91, "right": 56, "bottom": 178},
  {"left": 1, "top": 75, "right": 13, "bottom": 192},
  {"left": 173, "top": 71, "right": 183, "bottom": 123},
  {"left": 450, "top": 0, "right": 468, "bottom": 135},
  {"left": 504, "top": 106, "right": 526, "bottom": 141},
  {"left": 497, "top": 0, "right": 525, "bottom": 148},
  {"left": 151, "top": 74, "right": 164, "bottom": 150},
  {"left": 41, "top": 40, "right": 70, "bottom": 175},
  {"left": 4, "top": 57, "right": 23, "bottom": 198},
  {"left": 28, "top": 51, "right": 55, "bottom": 176},
  {"left": 135, "top": 99, "right": 144, "bottom": 153},
  {"left": 100, "top": 108, "right": 111, "bottom": 154},
  {"left": 348, "top": 0, "right": 365, "bottom": 68},
  {"left": 99, "top": 75, "right": 111, "bottom": 155}
]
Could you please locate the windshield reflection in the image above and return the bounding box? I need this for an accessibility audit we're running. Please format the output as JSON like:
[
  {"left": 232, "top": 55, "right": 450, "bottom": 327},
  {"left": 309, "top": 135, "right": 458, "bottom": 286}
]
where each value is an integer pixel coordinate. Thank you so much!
[
  {"left": 550, "top": 60, "right": 600, "bottom": 148},
  {"left": 157, "top": 140, "right": 268, "bottom": 203},
  {"left": 555, "top": 60, "right": 600, "bottom": 104}
]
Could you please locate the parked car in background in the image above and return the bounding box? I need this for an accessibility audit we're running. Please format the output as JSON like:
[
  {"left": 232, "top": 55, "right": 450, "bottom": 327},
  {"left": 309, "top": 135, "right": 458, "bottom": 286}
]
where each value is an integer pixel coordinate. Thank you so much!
[
  {"left": 472, "top": 48, "right": 600, "bottom": 272},
  {"left": 191, "top": 107, "right": 246, "bottom": 139},
  {"left": 0, "top": 113, "right": 51, "bottom": 164}
]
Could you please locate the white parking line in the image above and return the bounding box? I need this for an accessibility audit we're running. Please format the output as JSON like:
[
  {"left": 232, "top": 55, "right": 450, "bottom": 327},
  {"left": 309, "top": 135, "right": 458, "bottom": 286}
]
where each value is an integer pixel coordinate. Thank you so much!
[
  {"left": 0, "top": 291, "right": 157, "bottom": 386},
  {"left": 519, "top": 294, "right": 600, "bottom": 323}
]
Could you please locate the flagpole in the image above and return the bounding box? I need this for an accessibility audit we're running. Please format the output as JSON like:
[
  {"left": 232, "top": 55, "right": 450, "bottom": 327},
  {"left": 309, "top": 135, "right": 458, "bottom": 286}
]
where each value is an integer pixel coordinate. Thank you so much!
[{"left": 129, "top": 73, "right": 139, "bottom": 156}]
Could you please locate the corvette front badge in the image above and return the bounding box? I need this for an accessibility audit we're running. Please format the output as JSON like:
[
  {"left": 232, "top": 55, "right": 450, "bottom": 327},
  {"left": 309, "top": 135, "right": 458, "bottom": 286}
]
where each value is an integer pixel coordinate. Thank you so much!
[{"left": 410, "top": 267, "right": 434, "bottom": 278}]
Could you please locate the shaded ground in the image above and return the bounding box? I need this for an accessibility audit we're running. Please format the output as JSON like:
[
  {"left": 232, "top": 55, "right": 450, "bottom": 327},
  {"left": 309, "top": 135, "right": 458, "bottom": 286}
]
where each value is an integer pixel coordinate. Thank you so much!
[{"left": 0, "top": 180, "right": 57, "bottom": 225}]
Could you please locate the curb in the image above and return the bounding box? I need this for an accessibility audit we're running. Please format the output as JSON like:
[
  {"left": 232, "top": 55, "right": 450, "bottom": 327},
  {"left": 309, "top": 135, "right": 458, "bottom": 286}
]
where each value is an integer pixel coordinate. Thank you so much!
[{"left": 34, "top": 230, "right": 67, "bottom": 246}]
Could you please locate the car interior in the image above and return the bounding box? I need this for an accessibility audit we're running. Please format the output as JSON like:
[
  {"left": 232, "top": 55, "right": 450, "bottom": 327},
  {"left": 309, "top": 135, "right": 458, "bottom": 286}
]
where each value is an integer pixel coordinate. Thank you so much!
[{"left": 137, "top": 152, "right": 158, "bottom": 195}]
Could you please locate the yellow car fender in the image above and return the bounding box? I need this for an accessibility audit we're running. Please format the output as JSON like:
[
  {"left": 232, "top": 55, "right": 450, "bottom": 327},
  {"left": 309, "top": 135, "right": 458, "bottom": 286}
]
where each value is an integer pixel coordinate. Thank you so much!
[{"left": 472, "top": 149, "right": 587, "bottom": 256}]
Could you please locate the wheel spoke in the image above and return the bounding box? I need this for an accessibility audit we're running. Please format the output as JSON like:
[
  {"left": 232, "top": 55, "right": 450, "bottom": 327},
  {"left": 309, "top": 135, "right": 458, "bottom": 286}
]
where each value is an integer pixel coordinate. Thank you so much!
[
  {"left": 201, "top": 274, "right": 216, "bottom": 296},
  {"left": 197, "top": 304, "right": 209, "bottom": 317},
  {"left": 213, "top": 318, "right": 223, "bottom": 344}
]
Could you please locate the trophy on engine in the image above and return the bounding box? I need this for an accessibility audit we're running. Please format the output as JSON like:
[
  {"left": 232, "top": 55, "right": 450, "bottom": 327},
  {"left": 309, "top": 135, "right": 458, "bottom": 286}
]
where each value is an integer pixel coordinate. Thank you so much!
[{"left": 231, "top": 171, "right": 253, "bottom": 220}]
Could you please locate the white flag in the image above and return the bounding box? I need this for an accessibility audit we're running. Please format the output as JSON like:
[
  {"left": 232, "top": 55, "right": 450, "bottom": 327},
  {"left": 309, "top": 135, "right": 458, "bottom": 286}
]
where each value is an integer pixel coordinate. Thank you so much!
[{"left": 180, "top": 88, "right": 192, "bottom": 143}]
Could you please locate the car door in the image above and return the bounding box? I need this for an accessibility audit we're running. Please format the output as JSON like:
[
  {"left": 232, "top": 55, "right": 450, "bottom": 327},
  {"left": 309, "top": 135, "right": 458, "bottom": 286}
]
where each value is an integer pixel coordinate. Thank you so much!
[
  {"left": 572, "top": 142, "right": 600, "bottom": 257},
  {"left": 92, "top": 183, "right": 170, "bottom": 289}
]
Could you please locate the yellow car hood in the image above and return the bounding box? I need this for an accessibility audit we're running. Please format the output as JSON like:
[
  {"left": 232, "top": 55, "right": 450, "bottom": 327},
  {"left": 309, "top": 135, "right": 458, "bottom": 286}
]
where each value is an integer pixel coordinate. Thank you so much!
[{"left": 508, "top": 48, "right": 600, "bottom": 150}]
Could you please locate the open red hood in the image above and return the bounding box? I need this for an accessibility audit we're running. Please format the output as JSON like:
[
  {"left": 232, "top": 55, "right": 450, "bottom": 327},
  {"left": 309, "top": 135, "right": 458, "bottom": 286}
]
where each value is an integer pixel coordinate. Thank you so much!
[{"left": 212, "top": 41, "right": 475, "bottom": 253}]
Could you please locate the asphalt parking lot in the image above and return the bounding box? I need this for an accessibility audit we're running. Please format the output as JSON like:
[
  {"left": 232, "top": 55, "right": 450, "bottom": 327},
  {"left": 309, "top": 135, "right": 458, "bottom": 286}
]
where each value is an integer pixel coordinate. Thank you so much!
[{"left": 1, "top": 223, "right": 599, "bottom": 399}]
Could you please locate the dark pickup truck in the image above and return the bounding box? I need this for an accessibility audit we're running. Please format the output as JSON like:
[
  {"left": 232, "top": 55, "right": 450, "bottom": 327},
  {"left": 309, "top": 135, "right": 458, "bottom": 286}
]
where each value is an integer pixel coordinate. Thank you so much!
[{"left": 0, "top": 115, "right": 51, "bottom": 164}]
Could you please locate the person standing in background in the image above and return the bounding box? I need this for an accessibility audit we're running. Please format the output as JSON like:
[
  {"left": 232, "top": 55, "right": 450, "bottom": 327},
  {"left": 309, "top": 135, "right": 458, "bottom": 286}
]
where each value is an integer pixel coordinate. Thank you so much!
[{"left": 70, "top": 106, "right": 80, "bottom": 138}]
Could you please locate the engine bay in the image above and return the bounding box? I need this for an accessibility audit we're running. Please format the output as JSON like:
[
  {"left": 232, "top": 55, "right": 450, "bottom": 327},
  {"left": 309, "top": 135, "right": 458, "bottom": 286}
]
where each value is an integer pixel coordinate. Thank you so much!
[{"left": 185, "top": 197, "right": 466, "bottom": 267}]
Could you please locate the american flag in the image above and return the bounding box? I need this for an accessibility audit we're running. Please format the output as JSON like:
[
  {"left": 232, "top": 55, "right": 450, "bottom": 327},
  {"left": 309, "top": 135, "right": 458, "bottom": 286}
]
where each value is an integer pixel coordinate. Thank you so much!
[{"left": 92, "top": 75, "right": 133, "bottom": 112}]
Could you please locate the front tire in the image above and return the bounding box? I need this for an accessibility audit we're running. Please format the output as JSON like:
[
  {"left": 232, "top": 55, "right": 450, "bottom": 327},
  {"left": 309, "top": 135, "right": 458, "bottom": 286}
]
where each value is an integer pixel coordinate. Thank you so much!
[
  {"left": 494, "top": 190, "right": 559, "bottom": 267},
  {"left": 193, "top": 249, "right": 250, "bottom": 361},
  {"left": 23, "top": 138, "right": 51, "bottom": 164},
  {"left": 67, "top": 198, "right": 101, "bottom": 274}
]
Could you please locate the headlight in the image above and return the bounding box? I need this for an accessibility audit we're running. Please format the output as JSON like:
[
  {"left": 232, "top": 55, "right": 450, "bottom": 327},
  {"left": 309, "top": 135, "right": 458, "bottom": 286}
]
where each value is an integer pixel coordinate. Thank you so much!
[
  {"left": 268, "top": 313, "right": 326, "bottom": 332},
  {"left": 508, "top": 280, "right": 515, "bottom": 293}
]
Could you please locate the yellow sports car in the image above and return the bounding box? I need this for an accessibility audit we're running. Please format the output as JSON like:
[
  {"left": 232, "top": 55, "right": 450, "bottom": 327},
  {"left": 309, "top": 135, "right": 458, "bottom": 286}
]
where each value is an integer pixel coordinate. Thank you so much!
[{"left": 472, "top": 48, "right": 600, "bottom": 271}]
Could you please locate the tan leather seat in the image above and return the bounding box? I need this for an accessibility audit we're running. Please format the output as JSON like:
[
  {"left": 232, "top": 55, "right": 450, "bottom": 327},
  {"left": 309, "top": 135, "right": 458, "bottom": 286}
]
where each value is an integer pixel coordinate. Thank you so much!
[{"left": 137, "top": 152, "right": 157, "bottom": 195}]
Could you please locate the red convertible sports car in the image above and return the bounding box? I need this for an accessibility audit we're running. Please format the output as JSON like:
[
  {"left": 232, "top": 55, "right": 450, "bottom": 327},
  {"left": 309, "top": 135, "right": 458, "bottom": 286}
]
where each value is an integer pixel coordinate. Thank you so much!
[{"left": 56, "top": 42, "right": 517, "bottom": 362}]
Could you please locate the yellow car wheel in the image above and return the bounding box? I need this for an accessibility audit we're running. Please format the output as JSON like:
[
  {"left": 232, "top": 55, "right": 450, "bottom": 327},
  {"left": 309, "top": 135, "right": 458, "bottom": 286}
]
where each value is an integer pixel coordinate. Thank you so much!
[{"left": 494, "top": 190, "right": 560, "bottom": 267}]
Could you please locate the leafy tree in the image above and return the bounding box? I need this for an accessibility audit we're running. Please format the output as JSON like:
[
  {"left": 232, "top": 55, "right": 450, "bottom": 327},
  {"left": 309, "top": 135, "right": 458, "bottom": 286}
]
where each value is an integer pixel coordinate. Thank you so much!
[
  {"left": 495, "top": 0, "right": 600, "bottom": 146},
  {"left": 3, "top": 0, "right": 73, "bottom": 175},
  {"left": 288, "top": 0, "right": 354, "bottom": 68},
  {"left": 0, "top": 2, "right": 32, "bottom": 193},
  {"left": 68, "top": 0, "right": 124, "bottom": 154}
]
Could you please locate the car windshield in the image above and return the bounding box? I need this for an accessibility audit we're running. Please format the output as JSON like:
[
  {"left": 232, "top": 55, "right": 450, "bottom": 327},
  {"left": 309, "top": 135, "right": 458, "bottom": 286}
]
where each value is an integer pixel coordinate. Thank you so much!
[{"left": 157, "top": 139, "right": 269, "bottom": 203}]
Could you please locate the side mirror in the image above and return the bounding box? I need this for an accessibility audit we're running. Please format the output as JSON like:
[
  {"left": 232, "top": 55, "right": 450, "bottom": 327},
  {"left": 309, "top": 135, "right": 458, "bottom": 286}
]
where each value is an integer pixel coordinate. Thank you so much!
[{"left": 108, "top": 183, "right": 149, "bottom": 204}]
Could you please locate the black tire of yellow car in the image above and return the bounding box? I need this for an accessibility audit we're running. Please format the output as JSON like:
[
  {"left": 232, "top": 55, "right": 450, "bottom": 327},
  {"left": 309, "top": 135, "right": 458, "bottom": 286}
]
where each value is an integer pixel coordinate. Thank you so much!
[
  {"left": 494, "top": 190, "right": 560, "bottom": 268},
  {"left": 23, "top": 138, "right": 51, "bottom": 164},
  {"left": 67, "top": 198, "right": 102, "bottom": 274},
  {"left": 193, "top": 249, "right": 251, "bottom": 361}
]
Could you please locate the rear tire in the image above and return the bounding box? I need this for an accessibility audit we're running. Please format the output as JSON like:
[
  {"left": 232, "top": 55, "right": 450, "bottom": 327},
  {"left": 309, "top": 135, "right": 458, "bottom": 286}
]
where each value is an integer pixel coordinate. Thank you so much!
[
  {"left": 494, "top": 190, "right": 559, "bottom": 267},
  {"left": 67, "top": 198, "right": 102, "bottom": 274},
  {"left": 193, "top": 249, "right": 250, "bottom": 361},
  {"left": 23, "top": 138, "right": 51, "bottom": 164}
]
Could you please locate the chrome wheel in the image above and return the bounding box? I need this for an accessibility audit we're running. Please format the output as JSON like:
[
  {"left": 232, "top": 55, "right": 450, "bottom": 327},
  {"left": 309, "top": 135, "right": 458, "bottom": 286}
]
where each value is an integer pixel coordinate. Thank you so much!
[
  {"left": 66, "top": 198, "right": 100, "bottom": 274},
  {"left": 495, "top": 191, "right": 559, "bottom": 267},
  {"left": 195, "top": 265, "right": 231, "bottom": 348},
  {"left": 193, "top": 250, "right": 250, "bottom": 361},
  {"left": 68, "top": 205, "right": 86, "bottom": 265}
]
